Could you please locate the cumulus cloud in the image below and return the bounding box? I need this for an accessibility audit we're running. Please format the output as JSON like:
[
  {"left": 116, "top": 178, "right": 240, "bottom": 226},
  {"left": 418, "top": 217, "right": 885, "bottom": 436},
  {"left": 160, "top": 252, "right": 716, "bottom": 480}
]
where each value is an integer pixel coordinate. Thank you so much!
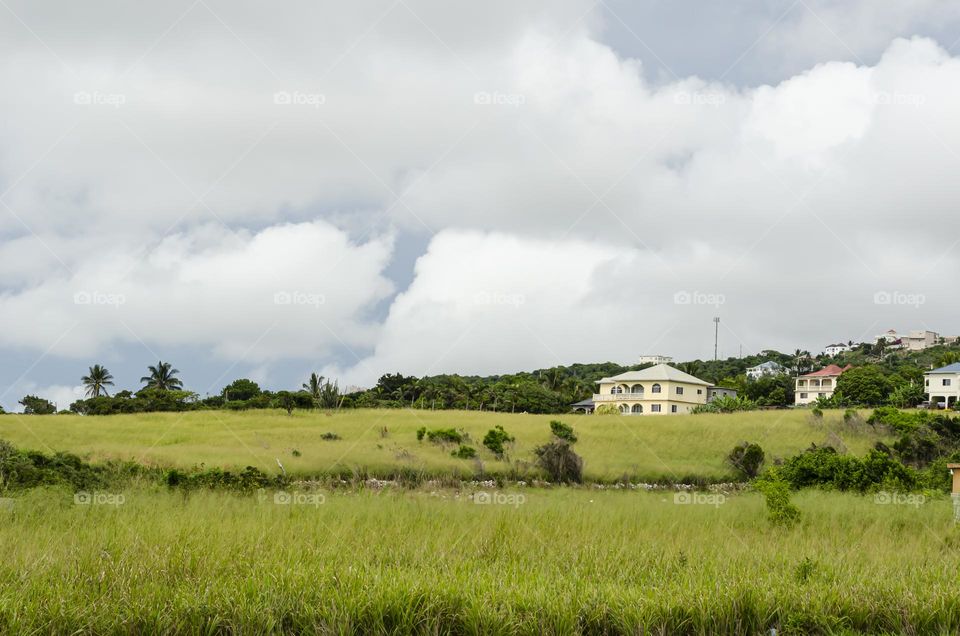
[
  {"left": 0, "top": 221, "right": 394, "bottom": 361},
  {"left": 1, "top": 1, "right": 959, "bottom": 393}
]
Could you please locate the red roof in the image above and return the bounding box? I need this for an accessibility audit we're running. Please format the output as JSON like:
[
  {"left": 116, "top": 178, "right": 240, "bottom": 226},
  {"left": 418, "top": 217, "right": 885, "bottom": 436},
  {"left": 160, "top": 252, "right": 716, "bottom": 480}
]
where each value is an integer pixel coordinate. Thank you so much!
[{"left": 801, "top": 364, "right": 852, "bottom": 377}]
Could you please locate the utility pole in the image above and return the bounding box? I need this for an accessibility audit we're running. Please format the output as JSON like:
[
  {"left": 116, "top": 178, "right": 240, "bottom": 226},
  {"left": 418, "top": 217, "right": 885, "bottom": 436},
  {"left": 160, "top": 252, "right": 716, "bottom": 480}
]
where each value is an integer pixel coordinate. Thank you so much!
[{"left": 713, "top": 317, "right": 720, "bottom": 361}]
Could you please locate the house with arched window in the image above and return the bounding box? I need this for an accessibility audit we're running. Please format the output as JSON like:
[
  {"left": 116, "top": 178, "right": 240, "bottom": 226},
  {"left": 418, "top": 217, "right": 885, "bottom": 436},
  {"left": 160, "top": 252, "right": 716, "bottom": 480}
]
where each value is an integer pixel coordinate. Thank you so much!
[{"left": 591, "top": 364, "right": 711, "bottom": 415}]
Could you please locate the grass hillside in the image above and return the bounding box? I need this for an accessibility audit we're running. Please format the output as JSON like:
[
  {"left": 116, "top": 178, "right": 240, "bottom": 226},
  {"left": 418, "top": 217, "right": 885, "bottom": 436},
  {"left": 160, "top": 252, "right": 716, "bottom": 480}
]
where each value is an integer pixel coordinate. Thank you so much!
[{"left": 0, "top": 408, "right": 888, "bottom": 481}]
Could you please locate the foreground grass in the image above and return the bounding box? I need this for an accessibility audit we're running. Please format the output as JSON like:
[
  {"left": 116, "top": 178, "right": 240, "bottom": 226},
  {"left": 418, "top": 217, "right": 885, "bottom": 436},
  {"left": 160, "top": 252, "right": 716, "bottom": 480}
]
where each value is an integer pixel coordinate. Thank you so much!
[
  {"left": 0, "top": 408, "right": 886, "bottom": 481},
  {"left": 2, "top": 486, "right": 958, "bottom": 634}
]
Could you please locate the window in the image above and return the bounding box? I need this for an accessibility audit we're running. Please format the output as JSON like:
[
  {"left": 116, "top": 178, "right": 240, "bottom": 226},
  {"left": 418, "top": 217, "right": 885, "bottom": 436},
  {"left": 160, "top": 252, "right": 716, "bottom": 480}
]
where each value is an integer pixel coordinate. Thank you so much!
[
  {"left": 697, "top": 389, "right": 702, "bottom": 395},
  {"left": 651, "top": 384, "right": 661, "bottom": 393},
  {"left": 671, "top": 405, "right": 678, "bottom": 413},
  {"left": 944, "top": 379, "right": 952, "bottom": 387},
  {"left": 676, "top": 387, "right": 684, "bottom": 395},
  {"left": 630, "top": 384, "right": 644, "bottom": 394},
  {"left": 618, "top": 404, "right": 627, "bottom": 413},
  {"left": 631, "top": 404, "right": 643, "bottom": 414},
  {"left": 818, "top": 392, "right": 825, "bottom": 397},
  {"left": 651, "top": 404, "right": 661, "bottom": 412},
  {"left": 811, "top": 380, "right": 820, "bottom": 387},
  {"left": 800, "top": 393, "right": 808, "bottom": 399},
  {"left": 821, "top": 379, "right": 832, "bottom": 387},
  {"left": 926, "top": 379, "right": 930, "bottom": 386},
  {"left": 798, "top": 380, "right": 806, "bottom": 387},
  {"left": 611, "top": 385, "right": 622, "bottom": 394}
]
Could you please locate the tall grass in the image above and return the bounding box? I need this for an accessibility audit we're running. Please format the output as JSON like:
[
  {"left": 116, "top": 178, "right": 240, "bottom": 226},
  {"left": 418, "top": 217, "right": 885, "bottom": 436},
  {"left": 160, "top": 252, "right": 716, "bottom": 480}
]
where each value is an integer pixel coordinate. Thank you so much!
[
  {"left": 0, "top": 408, "right": 887, "bottom": 482},
  {"left": 2, "top": 486, "right": 959, "bottom": 634}
]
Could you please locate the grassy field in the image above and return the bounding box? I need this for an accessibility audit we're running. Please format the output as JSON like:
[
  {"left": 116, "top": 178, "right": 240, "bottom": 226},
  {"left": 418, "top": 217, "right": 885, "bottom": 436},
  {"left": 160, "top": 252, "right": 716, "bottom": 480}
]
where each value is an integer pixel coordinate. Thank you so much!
[
  {"left": 0, "top": 408, "right": 887, "bottom": 481},
  {"left": 2, "top": 485, "right": 958, "bottom": 634}
]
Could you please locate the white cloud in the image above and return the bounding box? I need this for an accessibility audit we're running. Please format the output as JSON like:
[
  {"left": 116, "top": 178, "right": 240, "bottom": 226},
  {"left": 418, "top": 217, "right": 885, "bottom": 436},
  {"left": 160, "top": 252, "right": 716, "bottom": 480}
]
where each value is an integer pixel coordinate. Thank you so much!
[
  {"left": 1, "top": 1, "right": 960, "bottom": 390},
  {"left": 0, "top": 221, "right": 394, "bottom": 361}
]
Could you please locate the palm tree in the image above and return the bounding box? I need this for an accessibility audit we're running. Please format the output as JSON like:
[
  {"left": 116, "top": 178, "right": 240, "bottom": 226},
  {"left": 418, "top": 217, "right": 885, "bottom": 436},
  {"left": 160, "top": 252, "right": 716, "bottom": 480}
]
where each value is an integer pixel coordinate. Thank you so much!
[
  {"left": 81, "top": 364, "right": 114, "bottom": 398},
  {"left": 140, "top": 360, "right": 183, "bottom": 390},
  {"left": 302, "top": 372, "right": 323, "bottom": 406}
]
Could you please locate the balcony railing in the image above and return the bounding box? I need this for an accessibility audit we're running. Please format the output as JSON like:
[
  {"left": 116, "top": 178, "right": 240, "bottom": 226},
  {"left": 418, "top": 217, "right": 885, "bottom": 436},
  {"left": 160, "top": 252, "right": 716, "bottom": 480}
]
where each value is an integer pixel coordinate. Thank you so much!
[{"left": 594, "top": 393, "right": 648, "bottom": 401}]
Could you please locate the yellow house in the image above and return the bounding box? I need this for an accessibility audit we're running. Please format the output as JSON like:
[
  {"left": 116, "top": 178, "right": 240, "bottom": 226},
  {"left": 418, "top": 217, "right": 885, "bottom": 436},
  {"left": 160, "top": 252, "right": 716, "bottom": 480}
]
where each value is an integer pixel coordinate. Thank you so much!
[{"left": 592, "top": 364, "right": 711, "bottom": 415}]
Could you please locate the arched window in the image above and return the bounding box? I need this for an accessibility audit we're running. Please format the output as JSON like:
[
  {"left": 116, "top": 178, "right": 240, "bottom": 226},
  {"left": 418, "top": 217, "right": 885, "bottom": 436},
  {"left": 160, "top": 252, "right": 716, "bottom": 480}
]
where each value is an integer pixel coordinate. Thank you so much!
[
  {"left": 618, "top": 404, "right": 628, "bottom": 413},
  {"left": 611, "top": 385, "right": 623, "bottom": 394},
  {"left": 651, "top": 383, "right": 661, "bottom": 393},
  {"left": 630, "top": 384, "right": 644, "bottom": 394},
  {"left": 631, "top": 404, "right": 643, "bottom": 414}
]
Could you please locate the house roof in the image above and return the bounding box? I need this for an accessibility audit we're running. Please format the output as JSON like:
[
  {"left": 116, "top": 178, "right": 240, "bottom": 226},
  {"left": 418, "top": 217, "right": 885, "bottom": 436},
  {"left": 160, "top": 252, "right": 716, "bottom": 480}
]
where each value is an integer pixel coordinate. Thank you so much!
[
  {"left": 825, "top": 343, "right": 848, "bottom": 348},
  {"left": 800, "top": 364, "right": 851, "bottom": 378},
  {"left": 749, "top": 361, "right": 783, "bottom": 369},
  {"left": 570, "top": 398, "right": 595, "bottom": 407},
  {"left": 597, "top": 363, "right": 712, "bottom": 386},
  {"left": 929, "top": 363, "right": 960, "bottom": 374}
]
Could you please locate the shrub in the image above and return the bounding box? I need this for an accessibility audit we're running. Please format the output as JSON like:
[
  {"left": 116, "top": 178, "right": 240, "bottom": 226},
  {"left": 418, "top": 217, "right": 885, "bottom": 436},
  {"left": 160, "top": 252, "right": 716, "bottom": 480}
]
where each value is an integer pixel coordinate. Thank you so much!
[
  {"left": 451, "top": 445, "right": 477, "bottom": 459},
  {"left": 754, "top": 475, "right": 801, "bottom": 526},
  {"left": 416, "top": 427, "right": 426, "bottom": 441},
  {"left": 727, "top": 442, "right": 765, "bottom": 479},
  {"left": 533, "top": 440, "right": 583, "bottom": 483},
  {"left": 482, "top": 425, "right": 514, "bottom": 458},
  {"left": 692, "top": 395, "right": 758, "bottom": 414},
  {"left": 426, "top": 428, "right": 464, "bottom": 444},
  {"left": 777, "top": 445, "right": 919, "bottom": 492},
  {"left": 595, "top": 404, "right": 619, "bottom": 415},
  {"left": 320, "top": 432, "right": 341, "bottom": 441},
  {"left": 549, "top": 420, "right": 577, "bottom": 443},
  {"left": 811, "top": 407, "right": 823, "bottom": 419}
]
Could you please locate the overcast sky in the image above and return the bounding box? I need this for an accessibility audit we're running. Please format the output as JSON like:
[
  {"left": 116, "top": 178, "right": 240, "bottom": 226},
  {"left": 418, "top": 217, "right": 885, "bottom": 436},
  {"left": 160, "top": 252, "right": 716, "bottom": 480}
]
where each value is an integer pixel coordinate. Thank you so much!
[{"left": 2, "top": 0, "right": 960, "bottom": 410}]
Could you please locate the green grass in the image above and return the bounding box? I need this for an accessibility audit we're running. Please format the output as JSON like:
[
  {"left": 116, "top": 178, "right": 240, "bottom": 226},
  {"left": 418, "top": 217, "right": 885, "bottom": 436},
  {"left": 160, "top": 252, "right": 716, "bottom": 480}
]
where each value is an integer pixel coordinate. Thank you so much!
[
  {"left": 0, "top": 408, "right": 886, "bottom": 481},
  {"left": 2, "top": 485, "right": 959, "bottom": 634}
]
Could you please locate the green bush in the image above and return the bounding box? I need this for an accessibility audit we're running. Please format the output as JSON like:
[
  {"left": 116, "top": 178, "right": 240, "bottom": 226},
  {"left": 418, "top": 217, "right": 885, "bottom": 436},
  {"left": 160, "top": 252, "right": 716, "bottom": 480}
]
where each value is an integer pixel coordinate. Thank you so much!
[
  {"left": 416, "top": 427, "right": 426, "bottom": 441},
  {"left": 451, "top": 445, "right": 477, "bottom": 459},
  {"left": 549, "top": 420, "right": 577, "bottom": 443},
  {"left": 727, "top": 442, "right": 765, "bottom": 479},
  {"left": 426, "top": 428, "right": 464, "bottom": 444},
  {"left": 482, "top": 425, "right": 515, "bottom": 458},
  {"left": 754, "top": 475, "right": 800, "bottom": 526}
]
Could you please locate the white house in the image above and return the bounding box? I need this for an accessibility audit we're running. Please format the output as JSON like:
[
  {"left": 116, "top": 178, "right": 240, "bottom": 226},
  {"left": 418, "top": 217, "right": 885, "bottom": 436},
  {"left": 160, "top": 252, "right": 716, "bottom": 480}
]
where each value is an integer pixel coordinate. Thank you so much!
[
  {"left": 874, "top": 329, "right": 942, "bottom": 352},
  {"left": 795, "top": 364, "right": 851, "bottom": 405},
  {"left": 824, "top": 343, "right": 851, "bottom": 356},
  {"left": 925, "top": 363, "right": 960, "bottom": 409},
  {"left": 593, "top": 364, "right": 710, "bottom": 415},
  {"left": 746, "top": 361, "right": 788, "bottom": 380}
]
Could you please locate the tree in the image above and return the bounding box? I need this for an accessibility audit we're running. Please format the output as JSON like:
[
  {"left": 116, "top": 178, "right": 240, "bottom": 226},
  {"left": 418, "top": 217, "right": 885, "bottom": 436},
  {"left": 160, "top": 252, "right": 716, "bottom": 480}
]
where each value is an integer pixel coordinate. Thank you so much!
[
  {"left": 317, "top": 378, "right": 342, "bottom": 409},
  {"left": 81, "top": 364, "right": 114, "bottom": 398},
  {"left": 19, "top": 395, "right": 56, "bottom": 415},
  {"left": 140, "top": 361, "right": 183, "bottom": 390},
  {"left": 888, "top": 382, "right": 925, "bottom": 408},
  {"left": 221, "top": 378, "right": 261, "bottom": 402},
  {"left": 273, "top": 391, "right": 297, "bottom": 415},
  {"left": 302, "top": 372, "right": 324, "bottom": 406},
  {"left": 835, "top": 366, "right": 893, "bottom": 406}
]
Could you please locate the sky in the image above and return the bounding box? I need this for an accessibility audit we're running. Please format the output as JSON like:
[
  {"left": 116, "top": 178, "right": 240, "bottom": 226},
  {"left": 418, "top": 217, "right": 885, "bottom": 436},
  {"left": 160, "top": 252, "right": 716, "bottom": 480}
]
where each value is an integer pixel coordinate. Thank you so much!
[{"left": 2, "top": 0, "right": 960, "bottom": 410}]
